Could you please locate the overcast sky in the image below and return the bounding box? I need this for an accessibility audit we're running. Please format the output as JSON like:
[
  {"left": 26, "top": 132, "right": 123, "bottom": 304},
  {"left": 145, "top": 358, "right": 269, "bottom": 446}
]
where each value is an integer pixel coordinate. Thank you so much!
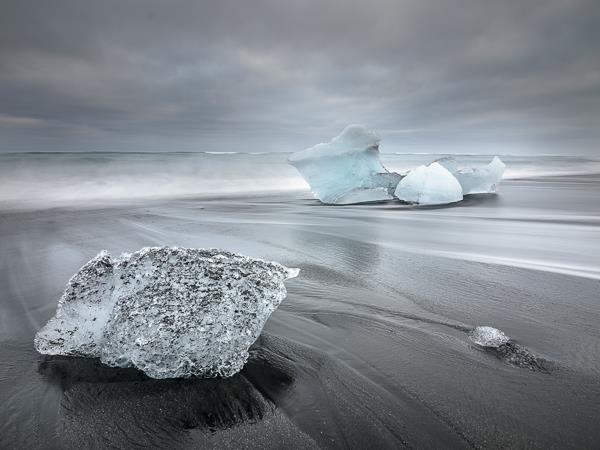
[{"left": 1, "top": 0, "right": 599, "bottom": 154}]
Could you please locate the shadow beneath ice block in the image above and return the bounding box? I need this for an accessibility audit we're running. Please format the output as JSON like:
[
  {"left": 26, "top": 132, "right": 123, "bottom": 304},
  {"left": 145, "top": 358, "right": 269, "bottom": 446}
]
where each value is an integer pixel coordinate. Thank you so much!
[{"left": 36, "top": 336, "right": 311, "bottom": 449}]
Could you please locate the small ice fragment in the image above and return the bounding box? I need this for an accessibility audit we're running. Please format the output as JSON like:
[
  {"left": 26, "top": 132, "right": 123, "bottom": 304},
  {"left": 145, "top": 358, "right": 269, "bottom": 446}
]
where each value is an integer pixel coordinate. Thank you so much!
[
  {"left": 288, "top": 125, "right": 401, "bottom": 204},
  {"left": 393, "top": 162, "right": 463, "bottom": 205},
  {"left": 469, "top": 326, "right": 510, "bottom": 348},
  {"left": 34, "top": 247, "right": 299, "bottom": 379},
  {"left": 436, "top": 156, "right": 506, "bottom": 194}
]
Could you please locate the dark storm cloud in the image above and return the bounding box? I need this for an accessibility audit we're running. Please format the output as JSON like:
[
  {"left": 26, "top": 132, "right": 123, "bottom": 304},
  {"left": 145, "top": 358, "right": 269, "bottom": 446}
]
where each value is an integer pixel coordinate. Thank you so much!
[{"left": 1, "top": 0, "right": 599, "bottom": 153}]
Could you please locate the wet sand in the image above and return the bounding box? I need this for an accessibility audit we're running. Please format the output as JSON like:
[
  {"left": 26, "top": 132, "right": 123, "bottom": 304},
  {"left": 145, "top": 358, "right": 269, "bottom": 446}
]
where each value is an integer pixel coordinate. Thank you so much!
[{"left": 1, "top": 177, "right": 600, "bottom": 449}]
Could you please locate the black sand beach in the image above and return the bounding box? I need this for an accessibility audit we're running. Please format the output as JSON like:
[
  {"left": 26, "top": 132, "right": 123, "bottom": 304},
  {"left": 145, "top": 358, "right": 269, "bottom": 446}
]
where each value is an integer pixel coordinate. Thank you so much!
[{"left": 2, "top": 176, "right": 600, "bottom": 449}]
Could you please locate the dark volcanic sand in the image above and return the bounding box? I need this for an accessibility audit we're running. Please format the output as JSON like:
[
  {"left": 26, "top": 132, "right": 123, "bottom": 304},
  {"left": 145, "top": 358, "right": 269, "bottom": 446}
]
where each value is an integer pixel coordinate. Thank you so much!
[{"left": 1, "top": 177, "right": 600, "bottom": 449}]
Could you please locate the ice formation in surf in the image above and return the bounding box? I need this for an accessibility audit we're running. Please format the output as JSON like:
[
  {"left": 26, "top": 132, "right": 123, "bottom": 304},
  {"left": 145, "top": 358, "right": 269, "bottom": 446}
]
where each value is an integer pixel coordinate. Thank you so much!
[
  {"left": 468, "top": 326, "right": 510, "bottom": 348},
  {"left": 436, "top": 156, "right": 505, "bottom": 194},
  {"left": 289, "top": 125, "right": 505, "bottom": 206},
  {"left": 34, "top": 247, "right": 299, "bottom": 379},
  {"left": 394, "top": 162, "right": 463, "bottom": 205},
  {"left": 288, "top": 125, "right": 401, "bottom": 204}
]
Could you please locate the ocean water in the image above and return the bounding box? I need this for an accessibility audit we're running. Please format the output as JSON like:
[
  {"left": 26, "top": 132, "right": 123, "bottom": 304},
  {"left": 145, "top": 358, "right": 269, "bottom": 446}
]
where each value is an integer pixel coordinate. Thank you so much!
[
  {"left": 1, "top": 152, "right": 600, "bottom": 448},
  {"left": 1, "top": 152, "right": 600, "bottom": 207}
]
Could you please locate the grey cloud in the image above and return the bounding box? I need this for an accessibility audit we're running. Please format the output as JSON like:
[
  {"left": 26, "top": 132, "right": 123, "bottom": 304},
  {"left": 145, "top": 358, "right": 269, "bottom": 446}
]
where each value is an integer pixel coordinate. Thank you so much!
[{"left": 0, "top": 0, "right": 599, "bottom": 153}]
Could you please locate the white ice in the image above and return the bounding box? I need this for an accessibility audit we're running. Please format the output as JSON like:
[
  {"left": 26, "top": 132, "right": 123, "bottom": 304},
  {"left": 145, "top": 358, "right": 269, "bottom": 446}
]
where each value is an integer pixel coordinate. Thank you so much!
[
  {"left": 469, "top": 326, "right": 510, "bottom": 348},
  {"left": 436, "top": 156, "right": 506, "bottom": 194},
  {"left": 288, "top": 125, "right": 401, "bottom": 204},
  {"left": 393, "top": 162, "right": 463, "bottom": 205},
  {"left": 34, "top": 247, "right": 298, "bottom": 379}
]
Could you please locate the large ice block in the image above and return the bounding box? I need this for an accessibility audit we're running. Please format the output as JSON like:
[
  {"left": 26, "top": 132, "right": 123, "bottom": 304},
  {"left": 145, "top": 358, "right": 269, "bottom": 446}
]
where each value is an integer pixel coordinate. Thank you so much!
[
  {"left": 393, "top": 162, "right": 463, "bottom": 205},
  {"left": 34, "top": 247, "right": 299, "bottom": 379},
  {"left": 288, "top": 125, "right": 401, "bottom": 204},
  {"left": 436, "top": 156, "right": 505, "bottom": 194}
]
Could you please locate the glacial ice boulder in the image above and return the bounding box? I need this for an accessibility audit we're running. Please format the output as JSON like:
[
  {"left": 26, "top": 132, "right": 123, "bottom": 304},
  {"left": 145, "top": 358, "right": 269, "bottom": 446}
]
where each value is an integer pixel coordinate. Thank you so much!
[
  {"left": 288, "top": 125, "right": 401, "bottom": 204},
  {"left": 436, "top": 156, "right": 505, "bottom": 194},
  {"left": 468, "top": 326, "right": 510, "bottom": 348},
  {"left": 394, "top": 162, "right": 463, "bottom": 205},
  {"left": 34, "top": 247, "right": 299, "bottom": 379}
]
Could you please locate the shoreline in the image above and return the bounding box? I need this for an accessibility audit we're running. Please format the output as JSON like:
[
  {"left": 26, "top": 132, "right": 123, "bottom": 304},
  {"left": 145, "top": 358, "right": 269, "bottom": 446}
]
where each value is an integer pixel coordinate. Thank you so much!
[{"left": 1, "top": 175, "right": 600, "bottom": 448}]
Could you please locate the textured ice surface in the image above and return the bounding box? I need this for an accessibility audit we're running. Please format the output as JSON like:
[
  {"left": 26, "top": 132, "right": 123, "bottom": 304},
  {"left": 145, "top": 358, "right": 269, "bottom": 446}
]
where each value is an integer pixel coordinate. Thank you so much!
[
  {"left": 436, "top": 156, "right": 505, "bottom": 194},
  {"left": 469, "top": 326, "right": 510, "bottom": 348},
  {"left": 288, "top": 125, "right": 401, "bottom": 204},
  {"left": 34, "top": 247, "right": 298, "bottom": 379},
  {"left": 394, "top": 162, "right": 463, "bottom": 205}
]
